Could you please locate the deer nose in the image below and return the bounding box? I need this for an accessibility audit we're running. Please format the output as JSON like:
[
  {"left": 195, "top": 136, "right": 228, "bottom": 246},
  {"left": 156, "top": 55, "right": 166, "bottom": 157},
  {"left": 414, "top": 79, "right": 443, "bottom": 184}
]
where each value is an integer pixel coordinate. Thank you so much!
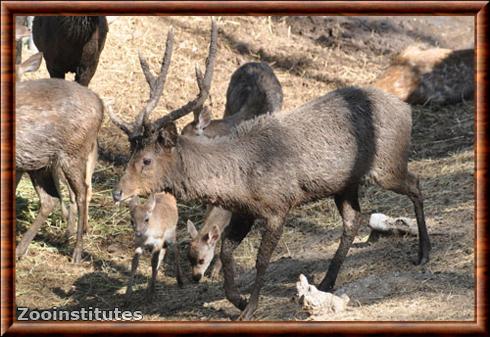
[
  {"left": 135, "top": 231, "right": 142, "bottom": 237},
  {"left": 192, "top": 273, "right": 202, "bottom": 283},
  {"left": 112, "top": 189, "right": 122, "bottom": 202}
]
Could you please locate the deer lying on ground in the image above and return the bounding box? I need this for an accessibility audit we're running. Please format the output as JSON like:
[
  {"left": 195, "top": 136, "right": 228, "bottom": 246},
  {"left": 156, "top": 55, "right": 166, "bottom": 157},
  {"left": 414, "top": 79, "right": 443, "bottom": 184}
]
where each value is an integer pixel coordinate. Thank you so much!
[
  {"left": 372, "top": 44, "right": 474, "bottom": 104},
  {"left": 16, "top": 54, "right": 103, "bottom": 263},
  {"left": 183, "top": 62, "right": 283, "bottom": 282},
  {"left": 32, "top": 16, "right": 108, "bottom": 86},
  {"left": 126, "top": 193, "right": 183, "bottom": 302},
  {"left": 111, "top": 20, "right": 429, "bottom": 320}
]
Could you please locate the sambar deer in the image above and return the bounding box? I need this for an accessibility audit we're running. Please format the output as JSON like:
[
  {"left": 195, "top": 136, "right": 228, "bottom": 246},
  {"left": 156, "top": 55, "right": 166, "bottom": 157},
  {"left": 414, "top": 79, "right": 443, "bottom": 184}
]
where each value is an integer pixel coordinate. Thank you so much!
[
  {"left": 16, "top": 54, "right": 103, "bottom": 263},
  {"left": 111, "top": 20, "right": 429, "bottom": 320}
]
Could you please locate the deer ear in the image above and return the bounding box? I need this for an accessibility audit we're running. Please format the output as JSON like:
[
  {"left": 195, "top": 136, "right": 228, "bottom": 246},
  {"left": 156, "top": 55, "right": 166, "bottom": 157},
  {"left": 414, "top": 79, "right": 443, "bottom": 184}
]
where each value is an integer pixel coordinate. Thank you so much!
[
  {"left": 195, "top": 106, "right": 212, "bottom": 133},
  {"left": 18, "top": 52, "right": 43, "bottom": 76},
  {"left": 147, "top": 194, "right": 156, "bottom": 212},
  {"left": 158, "top": 122, "right": 178, "bottom": 148},
  {"left": 208, "top": 224, "right": 221, "bottom": 244},
  {"left": 187, "top": 220, "right": 198, "bottom": 240}
]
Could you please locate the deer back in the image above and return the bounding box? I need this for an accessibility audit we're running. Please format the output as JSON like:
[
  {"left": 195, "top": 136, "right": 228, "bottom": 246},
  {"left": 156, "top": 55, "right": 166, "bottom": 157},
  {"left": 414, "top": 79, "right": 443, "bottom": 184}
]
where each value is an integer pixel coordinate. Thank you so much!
[{"left": 16, "top": 79, "right": 104, "bottom": 172}]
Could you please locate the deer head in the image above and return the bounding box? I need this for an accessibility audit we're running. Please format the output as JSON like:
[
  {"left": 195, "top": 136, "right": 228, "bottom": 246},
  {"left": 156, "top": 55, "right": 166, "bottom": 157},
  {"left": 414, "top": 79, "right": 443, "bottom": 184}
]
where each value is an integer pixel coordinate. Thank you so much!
[{"left": 110, "top": 20, "right": 218, "bottom": 201}]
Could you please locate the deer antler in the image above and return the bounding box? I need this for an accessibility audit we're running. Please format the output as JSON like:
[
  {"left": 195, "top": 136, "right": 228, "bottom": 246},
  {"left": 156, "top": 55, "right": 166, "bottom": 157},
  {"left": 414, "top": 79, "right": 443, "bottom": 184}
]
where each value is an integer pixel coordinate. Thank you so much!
[
  {"left": 108, "top": 27, "right": 174, "bottom": 141},
  {"left": 152, "top": 19, "right": 218, "bottom": 131}
]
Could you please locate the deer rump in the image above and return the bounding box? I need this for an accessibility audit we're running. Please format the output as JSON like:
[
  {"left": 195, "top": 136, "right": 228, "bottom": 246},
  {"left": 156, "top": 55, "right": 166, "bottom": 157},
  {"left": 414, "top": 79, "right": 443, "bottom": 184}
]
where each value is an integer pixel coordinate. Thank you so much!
[{"left": 32, "top": 16, "right": 108, "bottom": 84}]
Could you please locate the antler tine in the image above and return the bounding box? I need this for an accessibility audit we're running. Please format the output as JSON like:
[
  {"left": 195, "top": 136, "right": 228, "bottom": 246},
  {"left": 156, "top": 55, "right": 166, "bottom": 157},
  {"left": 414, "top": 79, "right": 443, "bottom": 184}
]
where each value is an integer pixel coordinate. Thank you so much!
[
  {"left": 138, "top": 51, "right": 156, "bottom": 92},
  {"left": 107, "top": 104, "right": 133, "bottom": 136},
  {"left": 153, "top": 19, "right": 218, "bottom": 130},
  {"left": 133, "top": 27, "right": 175, "bottom": 133}
]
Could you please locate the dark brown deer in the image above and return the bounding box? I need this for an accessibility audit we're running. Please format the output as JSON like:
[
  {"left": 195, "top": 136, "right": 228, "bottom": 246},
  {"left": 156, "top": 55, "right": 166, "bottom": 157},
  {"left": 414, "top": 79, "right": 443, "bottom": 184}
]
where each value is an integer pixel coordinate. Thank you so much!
[
  {"left": 372, "top": 44, "right": 474, "bottom": 105},
  {"left": 183, "top": 62, "right": 283, "bottom": 282},
  {"left": 181, "top": 62, "right": 283, "bottom": 137},
  {"left": 111, "top": 21, "right": 429, "bottom": 320},
  {"left": 32, "top": 16, "right": 108, "bottom": 86},
  {"left": 126, "top": 192, "right": 183, "bottom": 303},
  {"left": 16, "top": 55, "right": 103, "bottom": 263}
]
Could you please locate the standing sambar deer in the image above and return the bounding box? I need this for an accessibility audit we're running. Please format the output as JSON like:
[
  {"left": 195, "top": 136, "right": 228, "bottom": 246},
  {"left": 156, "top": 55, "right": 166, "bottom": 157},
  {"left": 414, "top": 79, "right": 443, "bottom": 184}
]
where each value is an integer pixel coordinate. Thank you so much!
[
  {"left": 111, "top": 20, "right": 430, "bottom": 320},
  {"left": 126, "top": 192, "right": 183, "bottom": 303},
  {"left": 16, "top": 55, "right": 103, "bottom": 263},
  {"left": 183, "top": 62, "right": 283, "bottom": 282},
  {"left": 32, "top": 16, "right": 108, "bottom": 86},
  {"left": 108, "top": 19, "right": 217, "bottom": 282}
]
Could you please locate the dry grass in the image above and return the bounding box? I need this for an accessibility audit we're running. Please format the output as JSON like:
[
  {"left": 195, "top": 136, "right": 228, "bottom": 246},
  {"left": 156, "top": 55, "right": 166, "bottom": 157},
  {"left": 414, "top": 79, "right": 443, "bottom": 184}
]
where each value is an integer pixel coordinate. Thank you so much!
[{"left": 16, "top": 16, "right": 474, "bottom": 321}]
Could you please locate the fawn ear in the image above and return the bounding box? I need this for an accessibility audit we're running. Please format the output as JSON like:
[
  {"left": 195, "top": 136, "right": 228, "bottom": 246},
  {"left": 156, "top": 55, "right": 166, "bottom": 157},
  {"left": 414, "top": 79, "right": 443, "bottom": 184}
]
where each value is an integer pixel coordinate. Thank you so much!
[
  {"left": 187, "top": 220, "right": 198, "bottom": 240},
  {"left": 147, "top": 194, "right": 156, "bottom": 213},
  {"left": 195, "top": 106, "right": 212, "bottom": 133},
  {"left": 158, "top": 122, "right": 178, "bottom": 148},
  {"left": 206, "top": 225, "right": 221, "bottom": 245},
  {"left": 18, "top": 52, "right": 43, "bottom": 76}
]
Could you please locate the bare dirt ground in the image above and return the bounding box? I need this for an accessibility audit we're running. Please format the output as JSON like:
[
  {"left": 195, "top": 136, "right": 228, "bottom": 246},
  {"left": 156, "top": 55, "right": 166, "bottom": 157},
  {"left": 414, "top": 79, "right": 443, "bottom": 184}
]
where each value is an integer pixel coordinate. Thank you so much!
[{"left": 16, "top": 16, "right": 474, "bottom": 321}]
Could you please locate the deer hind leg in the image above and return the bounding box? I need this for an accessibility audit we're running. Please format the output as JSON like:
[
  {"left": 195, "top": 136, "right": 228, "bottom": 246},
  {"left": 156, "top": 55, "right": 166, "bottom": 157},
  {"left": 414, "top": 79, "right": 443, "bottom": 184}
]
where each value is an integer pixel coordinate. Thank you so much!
[
  {"left": 51, "top": 166, "right": 77, "bottom": 236},
  {"left": 62, "top": 164, "right": 88, "bottom": 264},
  {"left": 16, "top": 170, "right": 60, "bottom": 259},
  {"left": 319, "top": 185, "right": 362, "bottom": 292},
  {"left": 15, "top": 170, "right": 23, "bottom": 189},
  {"left": 379, "top": 171, "right": 431, "bottom": 265},
  {"left": 238, "top": 215, "right": 285, "bottom": 321},
  {"left": 83, "top": 141, "right": 98, "bottom": 233},
  {"left": 221, "top": 212, "right": 255, "bottom": 311}
]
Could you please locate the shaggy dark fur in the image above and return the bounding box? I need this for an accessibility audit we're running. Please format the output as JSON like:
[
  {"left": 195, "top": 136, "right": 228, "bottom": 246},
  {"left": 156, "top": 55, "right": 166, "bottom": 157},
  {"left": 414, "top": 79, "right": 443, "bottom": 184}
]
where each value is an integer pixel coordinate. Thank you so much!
[
  {"left": 33, "top": 16, "right": 108, "bottom": 86},
  {"left": 114, "top": 86, "right": 430, "bottom": 320}
]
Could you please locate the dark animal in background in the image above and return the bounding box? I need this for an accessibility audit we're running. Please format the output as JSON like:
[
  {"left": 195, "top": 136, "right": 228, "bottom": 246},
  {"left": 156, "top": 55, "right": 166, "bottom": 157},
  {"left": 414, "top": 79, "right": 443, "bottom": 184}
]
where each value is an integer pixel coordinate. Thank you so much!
[
  {"left": 16, "top": 55, "right": 103, "bottom": 263},
  {"left": 373, "top": 44, "right": 474, "bottom": 105},
  {"left": 32, "top": 16, "right": 108, "bottom": 86},
  {"left": 126, "top": 193, "right": 183, "bottom": 302},
  {"left": 182, "top": 62, "right": 283, "bottom": 282},
  {"left": 182, "top": 62, "right": 283, "bottom": 137}
]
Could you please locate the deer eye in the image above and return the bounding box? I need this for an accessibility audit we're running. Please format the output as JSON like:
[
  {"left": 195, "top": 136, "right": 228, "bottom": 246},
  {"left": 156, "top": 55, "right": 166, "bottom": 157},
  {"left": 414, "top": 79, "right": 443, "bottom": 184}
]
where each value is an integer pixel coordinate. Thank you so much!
[
  {"left": 144, "top": 216, "right": 150, "bottom": 224},
  {"left": 143, "top": 158, "right": 152, "bottom": 166},
  {"left": 198, "top": 259, "right": 205, "bottom": 265}
]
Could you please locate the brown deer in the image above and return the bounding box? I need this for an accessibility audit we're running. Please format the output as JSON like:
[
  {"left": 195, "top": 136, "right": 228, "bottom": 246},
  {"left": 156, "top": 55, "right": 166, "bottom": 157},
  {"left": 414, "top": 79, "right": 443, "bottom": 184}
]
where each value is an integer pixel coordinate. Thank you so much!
[
  {"left": 187, "top": 206, "right": 232, "bottom": 281},
  {"left": 16, "top": 55, "right": 103, "bottom": 263},
  {"left": 183, "top": 62, "right": 283, "bottom": 282},
  {"left": 111, "top": 20, "right": 429, "bottom": 320},
  {"left": 32, "top": 16, "right": 108, "bottom": 86},
  {"left": 372, "top": 44, "right": 474, "bottom": 105},
  {"left": 126, "top": 192, "right": 183, "bottom": 302}
]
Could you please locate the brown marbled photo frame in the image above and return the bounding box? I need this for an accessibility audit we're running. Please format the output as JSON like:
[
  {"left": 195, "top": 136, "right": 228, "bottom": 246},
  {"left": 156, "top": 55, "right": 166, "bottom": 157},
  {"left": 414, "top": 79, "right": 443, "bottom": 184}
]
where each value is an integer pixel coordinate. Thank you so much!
[{"left": 1, "top": 1, "right": 488, "bottom": 335}]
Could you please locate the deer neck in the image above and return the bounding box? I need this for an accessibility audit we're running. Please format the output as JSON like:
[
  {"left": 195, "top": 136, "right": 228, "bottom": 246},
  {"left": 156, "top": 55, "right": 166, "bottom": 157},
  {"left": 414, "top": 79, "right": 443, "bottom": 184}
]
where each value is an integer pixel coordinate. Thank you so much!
[{"left": 166, "top": 136, "right": 247, "bottom": 208}]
